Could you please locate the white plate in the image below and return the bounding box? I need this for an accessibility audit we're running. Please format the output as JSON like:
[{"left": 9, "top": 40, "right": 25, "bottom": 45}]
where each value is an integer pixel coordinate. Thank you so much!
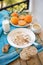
[
  {"left": 10, "top": 10, "right": 32, "bottom": 28},
  {"left": 7, "top": 28, "right": 35, "bottom": 48},
  {"left": 10, "top": 21, "right": 31, "bottom": 28}
]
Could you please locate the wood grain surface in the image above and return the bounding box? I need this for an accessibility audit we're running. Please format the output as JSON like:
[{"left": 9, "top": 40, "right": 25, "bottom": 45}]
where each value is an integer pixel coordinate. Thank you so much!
[{"left": 8, "top": 29, "right": 43, "bottom": 65}]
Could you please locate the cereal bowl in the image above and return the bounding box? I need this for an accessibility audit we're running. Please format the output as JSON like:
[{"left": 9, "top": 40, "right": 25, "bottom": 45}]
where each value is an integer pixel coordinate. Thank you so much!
[
  {"left": 31, "top": 23, "right": 41, "bottom": 34},
  {"left": 7, "top": 28, "right": 35, "bottom": 48}
]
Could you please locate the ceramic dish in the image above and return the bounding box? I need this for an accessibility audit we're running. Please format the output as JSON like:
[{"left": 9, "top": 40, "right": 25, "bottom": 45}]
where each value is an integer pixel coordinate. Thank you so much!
[
  {"left": 10, "top": 10, "right": 32, "bottom": 28},
  {"left": 31, "top": 23, "right": 41, "bottom": 34},
  {"left": 10, "top": 21, "right": 31, "bottom": 28},
  {"left": 7, "top": 28, "right": 35, "bottom": 48}
]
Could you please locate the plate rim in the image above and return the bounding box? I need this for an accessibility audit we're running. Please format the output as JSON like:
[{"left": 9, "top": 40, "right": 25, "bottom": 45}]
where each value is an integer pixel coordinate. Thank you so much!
[{"left": 10, "top": 20, "right": 32, "bottom": 28}]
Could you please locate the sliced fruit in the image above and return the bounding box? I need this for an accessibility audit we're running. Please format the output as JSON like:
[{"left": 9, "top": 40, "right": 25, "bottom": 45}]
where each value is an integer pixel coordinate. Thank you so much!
[
  {"left": 18, "top": 20, "right": 26, "bottom": 26},
  {"left": 19, "top": 15, "right": 25, "bottom": 20}
]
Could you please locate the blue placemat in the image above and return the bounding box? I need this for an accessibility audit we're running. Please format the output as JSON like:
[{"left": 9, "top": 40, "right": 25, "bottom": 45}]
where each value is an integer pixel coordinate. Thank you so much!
[
  {"left": 0, "top": 10, "right": 43, "bottom": 65},
  {"left": 0, "top": 10, "right": 21, "bottom": 65}
]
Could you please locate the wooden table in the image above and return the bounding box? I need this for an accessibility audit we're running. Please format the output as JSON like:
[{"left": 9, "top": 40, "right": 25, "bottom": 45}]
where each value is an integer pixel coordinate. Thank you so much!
[{"left": 8, "top": 27, "right": 43, "bottom": 65}]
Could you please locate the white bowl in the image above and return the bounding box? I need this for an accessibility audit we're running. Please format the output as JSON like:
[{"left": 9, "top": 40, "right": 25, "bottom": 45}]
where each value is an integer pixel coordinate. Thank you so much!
[
  {"left": 31, "top": 23, "right": 41, "bottom": 34},
  {"left": 7, "top": 28, "right": 35, "bottom": 48}
]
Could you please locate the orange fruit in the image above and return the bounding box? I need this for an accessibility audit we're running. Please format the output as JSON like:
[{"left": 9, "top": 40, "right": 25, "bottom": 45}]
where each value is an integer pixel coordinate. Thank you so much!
[
  {"left": 18, "top": 20, "right": 26, "bottom": 26},
  {"left": 25, "top": 15, "right": 32, "bottom": 23},
  {"left": 19, "top": 15, "right": 25, "bottom": 20},
  {"left": 11, "top": 16, "right": 19, "bottom": 25},
  {"left": 11, "top": 12, "right": 18, "bottom": 17}
]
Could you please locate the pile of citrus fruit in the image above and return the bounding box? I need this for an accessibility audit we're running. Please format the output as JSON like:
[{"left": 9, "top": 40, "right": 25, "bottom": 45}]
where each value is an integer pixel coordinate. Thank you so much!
[{"left": 11, "top": 12, "right": 32, "bottom": 26}]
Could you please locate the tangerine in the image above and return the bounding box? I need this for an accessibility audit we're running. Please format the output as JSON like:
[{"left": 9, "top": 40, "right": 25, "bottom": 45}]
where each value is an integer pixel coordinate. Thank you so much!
[
  {"left": 19, "top": 15, "right": 25, "bottom": 20},
  {"left": 25, "top": 15, "right": 32, "bottom": 23},
  {"left": 18, "top": 20, "right": 26, "bottom": 26},
  {"left": 11, "top": 16, "right": 19, "bottom": 25},
  {"left": 11, "top": 12, "right": 18, "bottom": 17}
]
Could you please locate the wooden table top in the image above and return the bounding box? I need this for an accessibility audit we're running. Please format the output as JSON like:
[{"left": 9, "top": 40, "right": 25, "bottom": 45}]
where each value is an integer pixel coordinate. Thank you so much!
[{"left": 8, "top": 27, "right": 43, "bottom": 65}]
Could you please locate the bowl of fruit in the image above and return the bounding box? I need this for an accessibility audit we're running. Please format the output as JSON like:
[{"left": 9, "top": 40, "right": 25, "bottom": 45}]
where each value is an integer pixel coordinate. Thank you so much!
[{"left": 10, "top": 11, "right": 32, "bottom": 27}]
